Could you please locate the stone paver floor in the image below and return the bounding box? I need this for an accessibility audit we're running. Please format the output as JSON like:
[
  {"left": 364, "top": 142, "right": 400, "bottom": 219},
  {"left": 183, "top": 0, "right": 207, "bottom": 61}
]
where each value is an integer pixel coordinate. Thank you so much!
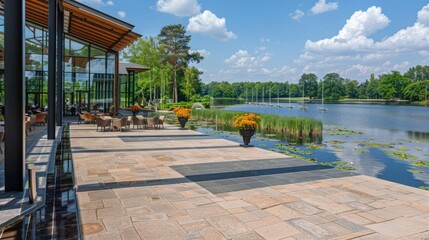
[{"left": 70, "top": 123, "right": 429, "bottom": 240}]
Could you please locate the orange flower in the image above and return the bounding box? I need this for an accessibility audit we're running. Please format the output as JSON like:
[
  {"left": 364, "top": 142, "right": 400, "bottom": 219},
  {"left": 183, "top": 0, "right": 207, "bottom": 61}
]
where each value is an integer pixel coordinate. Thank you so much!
[
  {"left": 233, "top": 113, "right": 260, "bottom": 130},
  {"left": 130, "top": 104, "right": 141, "bottom": 112},
  {"left": 173, "top": 107, "right": 192, "bottom": 119}
]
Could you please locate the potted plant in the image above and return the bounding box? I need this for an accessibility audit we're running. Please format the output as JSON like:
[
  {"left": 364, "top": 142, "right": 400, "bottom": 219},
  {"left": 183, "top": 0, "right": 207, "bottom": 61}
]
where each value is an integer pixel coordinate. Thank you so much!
[
  {"left": 233, "top": 113, "right": 261, "bottom": 147},
  {"left": 130, "top": 104, "right": 141, "bottom": 116},
  {"left": 173, "top": 107, "right": 191, "bottom": 129}
]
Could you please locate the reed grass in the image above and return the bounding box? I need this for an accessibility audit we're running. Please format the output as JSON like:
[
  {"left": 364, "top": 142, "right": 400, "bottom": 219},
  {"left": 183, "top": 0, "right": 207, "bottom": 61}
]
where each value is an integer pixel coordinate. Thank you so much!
[{"left": 191, "top": 109, "right": 323, "bottom": 138}]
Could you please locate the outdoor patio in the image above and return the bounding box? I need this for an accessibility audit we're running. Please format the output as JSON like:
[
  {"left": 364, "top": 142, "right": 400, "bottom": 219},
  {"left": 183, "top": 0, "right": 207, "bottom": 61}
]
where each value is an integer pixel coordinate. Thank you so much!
[{"left": 70, "top": 123, "right": 429, "bottom": 240}]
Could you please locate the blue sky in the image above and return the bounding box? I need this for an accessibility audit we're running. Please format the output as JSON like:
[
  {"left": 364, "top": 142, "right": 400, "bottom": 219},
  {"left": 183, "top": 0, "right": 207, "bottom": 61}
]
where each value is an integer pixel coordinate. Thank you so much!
[{"left": 78, "top": 0, "right": 429, "bottom": 83}]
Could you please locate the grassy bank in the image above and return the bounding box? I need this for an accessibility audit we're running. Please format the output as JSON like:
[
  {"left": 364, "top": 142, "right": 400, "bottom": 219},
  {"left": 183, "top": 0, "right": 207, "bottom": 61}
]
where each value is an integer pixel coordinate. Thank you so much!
[{"left": 191, "top": 109, "right": 323, "bottom": 137}]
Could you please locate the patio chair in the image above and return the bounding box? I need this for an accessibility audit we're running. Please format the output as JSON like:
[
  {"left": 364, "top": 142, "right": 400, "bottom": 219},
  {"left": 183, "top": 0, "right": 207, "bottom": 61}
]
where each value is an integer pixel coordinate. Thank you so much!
[
  {"left": 132, "top": 116, "right": 145, "bottom": 129},
  {"left": 84, "top": 113, "right": 96, "bottom": 124},
  {"left": 96, "top": 117, "right": 111, "bottom": 132},
  {"left": 29, "top": 114, "right": 36, "bottom": 130},
  {"left": 0, "top": 132, "right": 4, "bottom": 154},
  {"left": 156, "top": 115, "right": 165, "bottom": 129},
  {"left": 35, "top": 113, "right": 46, "bottom": 126},
  {"left": 119, "top": 117, "right": 130, "bottom": 131},
  {"left": 146, "top": 116, "right": 158, "bottom": 129}
]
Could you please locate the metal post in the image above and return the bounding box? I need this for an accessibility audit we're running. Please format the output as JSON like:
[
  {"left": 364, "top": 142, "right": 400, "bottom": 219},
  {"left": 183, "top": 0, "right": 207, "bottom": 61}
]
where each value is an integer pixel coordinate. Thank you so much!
[
  {"left": 27, "top": 163, "right": 37, "bottom": 204},
  {"left": 57, "top": 9, "right": 64, "bottom": 126},
  {"left": 4, "top": 0, "right": 25, "bottom": 192},
  {"left": 426, "top": 86, "right": 428, "bottom": 107},
  {"left": 113, "top": 52, "right": 119, "bottom": 114},
  {"left": 48, "top": 0, "right": 57, "bottom": 139}
]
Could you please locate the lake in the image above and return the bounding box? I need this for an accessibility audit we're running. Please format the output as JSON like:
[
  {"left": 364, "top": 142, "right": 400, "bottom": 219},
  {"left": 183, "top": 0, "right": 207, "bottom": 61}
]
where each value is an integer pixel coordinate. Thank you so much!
[{"left": 198, "top": 102, "right": 429, "bottom": 189}]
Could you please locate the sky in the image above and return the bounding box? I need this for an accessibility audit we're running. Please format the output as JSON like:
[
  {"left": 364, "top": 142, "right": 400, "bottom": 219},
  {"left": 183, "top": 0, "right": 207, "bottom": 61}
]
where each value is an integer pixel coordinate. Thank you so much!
[{"left": 77, "top": 0, "right": 429, "bottom": 83}]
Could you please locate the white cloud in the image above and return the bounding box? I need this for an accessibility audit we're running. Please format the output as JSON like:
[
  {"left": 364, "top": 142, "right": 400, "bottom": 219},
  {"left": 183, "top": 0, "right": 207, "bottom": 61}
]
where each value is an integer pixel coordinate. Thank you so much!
[
  {"left": 106, "top": 0, "right": 114, "bottom": 6},
  {"left": 224, "top": 50, "right": 271, "bottom": 68},
  {"left": 187, "top": 10, "right": 237, "bottom": 41},
  {"left": 118, "top": 11, "right": 126, "bottom": 18},
  {"left": 291, "top": 9, "right": 305, "bottom": 20},
  {"left": 156, "top": 0, "right": 201, "bottom": 17},
  {"left": 296, "top": 5, "right": 429, "bottom": 80},
  {"left": 190, "top": 49, "right": 211, "bottom": 57},
  {"left": 311, "top": 0, "right": 338, "bottom": 15}
]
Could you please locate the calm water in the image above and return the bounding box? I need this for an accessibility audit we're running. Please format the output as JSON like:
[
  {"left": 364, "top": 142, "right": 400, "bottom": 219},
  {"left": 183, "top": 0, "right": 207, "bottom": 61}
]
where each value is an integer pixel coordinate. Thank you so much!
[{"left": 212, "top": 103, "right": 429, "bottom": 188}]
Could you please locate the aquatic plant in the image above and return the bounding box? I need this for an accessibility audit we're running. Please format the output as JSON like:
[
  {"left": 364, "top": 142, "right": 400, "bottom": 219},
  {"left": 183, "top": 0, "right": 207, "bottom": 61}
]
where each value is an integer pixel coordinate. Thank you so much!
[
  {"left": 324, "top": 127, "right": 363, "bottom": 135},
  {"left": 384, "top": 150, "right": 418, "bottom": 161},
  {"left": 419, "top": 186, "right": 429, "bottom": 191},
  {"left": 407, "top": 169, "right": 423, "bottom": 173},
  {"left": 358, "top": 142, "right": 394, "bottom": 149},
  {"left": 191, "top": 109, "right": 323, "bottom": 139},
  {"left": 412, "top": 161, "right": 429, "bottom": 168}
]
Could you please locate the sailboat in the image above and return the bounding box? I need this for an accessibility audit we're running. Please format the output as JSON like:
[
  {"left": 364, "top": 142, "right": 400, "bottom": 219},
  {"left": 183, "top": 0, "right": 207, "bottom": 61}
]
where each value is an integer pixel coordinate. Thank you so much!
[
  {"left": 250, "top": 89, "right": 253, "bottom": 104},
  {"left": 287, "top": 83, "right": 293, "bottom": 109},
  {"left": 318, "top": 81, "right": 328, "bottom": 111},
  {"left": 299, "top": 83, "right": 308, "bottom": 111},
  {"left": 276, "top": 87, "right": 281, "bottom": 108},
  {"left": 255, "top": 87, "right": 258, "bottom": 105},
  {"left": 269, "top": 87, "right": 273, "bottom": 106},
  {"left": 261, "top": 87, "right": 266, "bottom": 106}
]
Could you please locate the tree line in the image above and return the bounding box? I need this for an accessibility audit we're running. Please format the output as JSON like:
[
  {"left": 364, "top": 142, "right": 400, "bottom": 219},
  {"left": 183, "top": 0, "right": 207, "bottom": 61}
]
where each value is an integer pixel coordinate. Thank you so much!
[{"left": 201, "top": 66, "right": 429, "bottom": 102}]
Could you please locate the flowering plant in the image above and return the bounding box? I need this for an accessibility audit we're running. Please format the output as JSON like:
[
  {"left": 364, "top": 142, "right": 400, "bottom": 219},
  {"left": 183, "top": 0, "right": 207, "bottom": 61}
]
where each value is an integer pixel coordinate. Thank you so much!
[
  {"left": 173, "top": 107, "right": 191, "bottom": 119},
  {"left": 130, "top": 104, "right": 141, "bottom": 113},
  {"left": 233, "top": 113, "right": 260, "bottom": 130}
]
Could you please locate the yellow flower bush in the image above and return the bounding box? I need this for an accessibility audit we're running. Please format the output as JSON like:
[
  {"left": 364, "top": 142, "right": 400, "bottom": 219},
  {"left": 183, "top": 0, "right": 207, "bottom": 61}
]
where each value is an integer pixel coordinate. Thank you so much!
[
  {"left": 173, "top": 107, "right": 192, "bottom": 119},
  {"left": 233, "top": 113, "right": 260, "bottom": 130},
  {"left": 130, "top": 104, "right": 141, "bottom": 113}
]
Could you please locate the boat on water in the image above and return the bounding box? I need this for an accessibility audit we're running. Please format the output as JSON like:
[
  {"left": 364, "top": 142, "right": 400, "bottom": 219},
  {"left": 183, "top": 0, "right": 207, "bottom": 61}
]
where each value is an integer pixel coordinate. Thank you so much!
[
  {"left": 287, "top": 82, "right": 293, "bottom": 109},
  {"left": 299, "top": 82, "right": 308, "bottom": 111},
  {"left": 318, "top": 80, "right": 328, "bottom": 112},
  {"left": 269, "top": 87, "right": 273, "bottom": 106},
  {"left": 276, "top": 87, "right": 281, "bottom": 108}
]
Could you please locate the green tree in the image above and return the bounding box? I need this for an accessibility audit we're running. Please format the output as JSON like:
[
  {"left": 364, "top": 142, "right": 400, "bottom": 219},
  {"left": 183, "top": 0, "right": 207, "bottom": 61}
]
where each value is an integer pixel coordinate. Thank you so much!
[
  {"left": 182, "top": 67, "right": 202, "bottom": 101},
  {"left": 299, "top": 73, "right": 318, "bottom": 99},
  {"left": 322, "top": 73, "right": 345, "bottom": 100},
  {"left": 345, "top": 79, "right": 359, "bottom": 98},
  {"left": 158, "top": 24, "right": 203, "bottom": 102},
  {"left": 405, "top": 65, "right": 429, "bottom": 82},
  {"left": 403, "top": 80, "right": 429, "bottom": 101},
  {"left": 366, "top": 74, "right": 380, "bottom": 99},
  {"left": 378, "top": 71, "right": 409, "bottom": 99}
]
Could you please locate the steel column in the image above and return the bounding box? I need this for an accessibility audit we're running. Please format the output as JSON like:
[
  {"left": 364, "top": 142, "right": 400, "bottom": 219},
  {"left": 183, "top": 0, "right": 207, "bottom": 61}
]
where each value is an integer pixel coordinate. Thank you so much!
[
  {"left": 4, "top": 0, "right": 26, "bottom": 191},
  {"left": 56, "top": 8, "right": 64, "bottom": 126},
  {"left": 113, "top": 52, "right": 119, "bottom": 113},
  {"left": 48, "top": 0, "right": 57, "bottom": 139}
]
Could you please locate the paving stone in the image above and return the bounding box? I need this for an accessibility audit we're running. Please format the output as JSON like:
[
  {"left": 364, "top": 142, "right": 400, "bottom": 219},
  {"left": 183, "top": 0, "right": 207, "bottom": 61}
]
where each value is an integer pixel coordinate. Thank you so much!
[
  {"left": 265, "top": 205, "right": 304, "bottom": 220},
  {"left": 88, "top": 190, "right": 117, "bottom": 201},
  {"left": 366, "top": 217, "right": 429, "bottom": 238},
  {"left": 81, "top": 223, "right": 105, "bottom": 235},
  {"left": 218, "top": 199, "right": 253, "bottom": 209},
  {"left": 134, "top": 219, "right": 186, "bottom": 239},
  {"left": 287, "top": 201, "right": 322, "bottom": 215},
  {"left": 233, "top": 232, "right": 265, "bottom": 240},
  {"left": 335, "top": 218, "right": 367, "bottom": 233},
  {"left": 289, "top": 219, "right": 335, "bottom": 239},
  {"left": 97, "top": 206, "right": 126, "bottom": 219},
  {"left": 319, "top": 222, "right": 353, "bottom": 236},
  {"left": 118, "top": 227, "right": 142, "bottom": 240},
  {"left": 200, "top": 228, "right": 226, "bottom": 240},
  {"left": 255, "top": 222, "right": 300, "bottom": 240},
  {"left": 102, "top": 216, "right": 132, "bottom": 231},
  {"left": 186, "top": 204, "right": 230, "bottom": 219},
  {"left": 207, "top": 215, "right": 250, "bottom": 238},
  {"left": 234, "top": 212, "right": 261, "bottom": 223}
]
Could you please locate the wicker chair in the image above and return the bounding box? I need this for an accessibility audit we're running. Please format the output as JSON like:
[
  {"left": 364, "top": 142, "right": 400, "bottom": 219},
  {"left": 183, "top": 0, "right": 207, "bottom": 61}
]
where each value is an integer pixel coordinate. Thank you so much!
[
  {"left": 96, "top": 117, "right": 111, "bottom": 132},
  {"left": 146, "top": 116, "right": 159, "bottom": 129},
  {"left": 132, "top": 116, "right": 145, "bottom": 129},
  {"left": 35, "top": 113, "right": 47, "bottom": 126},
  {"left": 156, "top": 115, "right": 165, "bottom": 129},
  {"left": 119, "top": 117, "right": 131, "bottom": 131}
]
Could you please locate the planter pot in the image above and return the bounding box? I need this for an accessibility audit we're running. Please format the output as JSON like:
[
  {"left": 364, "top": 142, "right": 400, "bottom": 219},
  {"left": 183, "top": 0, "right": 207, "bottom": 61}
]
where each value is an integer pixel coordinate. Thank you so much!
[
  {"left": 178, "top": 117, "right": 188, "bottom": 129},
  {"left": 239, "top": 129, "right": 255, "bottom": 147},
  {"left": 132, "top": 111, "right": 137, "bottom": 116}
]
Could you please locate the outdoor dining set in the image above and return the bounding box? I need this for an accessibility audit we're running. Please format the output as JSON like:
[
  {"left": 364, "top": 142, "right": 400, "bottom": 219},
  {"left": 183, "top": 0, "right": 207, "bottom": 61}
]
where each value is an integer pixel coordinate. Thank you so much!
[{"left": 78, "top": 112, "right": 165, "bottom": 132}]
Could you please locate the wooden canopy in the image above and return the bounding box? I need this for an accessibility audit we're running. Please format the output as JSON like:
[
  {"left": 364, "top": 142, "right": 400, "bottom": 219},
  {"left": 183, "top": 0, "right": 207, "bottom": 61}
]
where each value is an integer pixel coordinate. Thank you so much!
[{"left": 24, "top": 0, "right": 141, "bottom": 52}]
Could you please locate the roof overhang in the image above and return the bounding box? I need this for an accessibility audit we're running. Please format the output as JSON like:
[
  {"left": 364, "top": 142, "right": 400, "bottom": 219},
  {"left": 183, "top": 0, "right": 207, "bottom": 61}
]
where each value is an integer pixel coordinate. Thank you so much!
[{"left": 23, "top": 0, "right": 141, "bottom": 52}]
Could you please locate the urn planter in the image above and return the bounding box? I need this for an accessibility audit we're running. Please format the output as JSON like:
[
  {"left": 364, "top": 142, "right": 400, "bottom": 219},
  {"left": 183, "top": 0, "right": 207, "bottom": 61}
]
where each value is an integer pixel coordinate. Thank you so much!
[
  {"left": 239, "top": 129, "right": 255, "bottom": 147},
  {"left": 178, "top": 117, "right": 188, "bottom": 129}
]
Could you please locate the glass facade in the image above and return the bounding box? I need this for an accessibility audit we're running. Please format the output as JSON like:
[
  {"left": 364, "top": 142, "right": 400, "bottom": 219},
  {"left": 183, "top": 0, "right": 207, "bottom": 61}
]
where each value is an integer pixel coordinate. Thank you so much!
[{"left": 0, "top": 16, "right": 116, "bottom": 114}]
